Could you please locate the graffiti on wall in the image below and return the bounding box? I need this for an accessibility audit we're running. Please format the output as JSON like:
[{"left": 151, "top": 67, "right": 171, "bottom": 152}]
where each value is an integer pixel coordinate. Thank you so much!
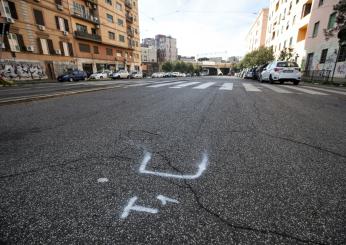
[
  {"left": 0, "top": 62, "right": 47, "bottom": 80},
  {"left": 336, "top": 63, "right": 346, "bottom": 76}
]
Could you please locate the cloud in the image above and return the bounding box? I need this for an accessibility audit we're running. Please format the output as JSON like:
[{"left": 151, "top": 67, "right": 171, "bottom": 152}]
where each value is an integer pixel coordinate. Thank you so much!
[{"left": 139, "top": 0, "right": 269, "bottom": 57}]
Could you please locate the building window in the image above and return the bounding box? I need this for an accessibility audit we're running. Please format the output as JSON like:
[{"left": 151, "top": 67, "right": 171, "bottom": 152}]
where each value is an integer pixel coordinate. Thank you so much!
[
  {"left": 76, "top": 24, "right": 87, "bottom": 32},
  {"left": 38, "top": 38, "right": 49, "bottom": 54},
  {"left": 301, "top": 2, "right": 312, "bottom": 18},
  {"left": 109, "top": 31, "right": 115, "bottom": 40},
  {"left": 94, "top": 46, "right": 99, "bottom": 54},
  {"left": 328, "top": 12, "right": 337, "bottom": 30},
  {"left": 7, "top": 1, "right": 18, "bottom": 19},
  {"left": 106, "top": 13, "right": 114, "bottom": 23},
  {"left": 105, "top": 0, "right": 112, "bottom": 5},
  {"left": 117, "top": 18, "right": 124, "bottom": 26},
  {"left": 116, "top": 51, "right": 122, "bottom": 57},
  {"left": 106, "top": 48, "right": 113, "bottom": 56},
  {"left": 119, "top": 35, "right": 125, "bottom": 42},
  {"left": 7, "top": 33, "right": 20, "bottom": 52},
  {"left": 312, "top": 21, "right": 319, "bottom": 38},
  {"left": 55, "top": 16, "right": 69, "bottom": 32},
  {"left": 79, "top": 43, "right": 90, "bottom": 53},
  {"left": 318, "top": 0, "right": 324, "bottom": 7},
  {"left": 59, "top": 41, "right": 73, "bottom": 56},
  {"left": 337, "top": 44, "right": 346, "bottom": 62},
  {"left": 289, "top": 37, "right": 293, "bottom": 46},
  {"left": 33, "top": 9, "right": 45, "bottom": 26},
  {"left": 116, "top": 2, "right": 122, "bottom": 11},
  {"left": 320, "top": 49, "right": 328, "bottom": 64}
]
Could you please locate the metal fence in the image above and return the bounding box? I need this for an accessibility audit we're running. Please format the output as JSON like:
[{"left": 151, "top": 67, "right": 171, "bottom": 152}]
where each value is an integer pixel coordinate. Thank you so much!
[{"left": 303, "top": 70, "right": 331, "bottom": 82}]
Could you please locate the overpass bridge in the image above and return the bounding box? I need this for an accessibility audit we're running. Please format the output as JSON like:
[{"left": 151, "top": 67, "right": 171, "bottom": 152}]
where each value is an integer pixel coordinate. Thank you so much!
[{"left": 196, "top": 61, "right": 235, "bottom": 75}]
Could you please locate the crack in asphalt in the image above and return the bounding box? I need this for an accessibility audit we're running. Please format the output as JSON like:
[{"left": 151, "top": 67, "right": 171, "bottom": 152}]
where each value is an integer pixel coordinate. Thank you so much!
[{"left": 154, "top": 151, "right": 327, "bottom": 245}]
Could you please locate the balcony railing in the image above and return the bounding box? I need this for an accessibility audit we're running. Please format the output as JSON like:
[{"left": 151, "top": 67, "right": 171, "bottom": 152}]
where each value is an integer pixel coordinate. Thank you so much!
[
  {"left": 127, "top": 29, "right": 134, "bottom": 37},
  {"left": 125, "top": 0, "right": 132, "bottom": 8},
  {"left": 126, "top": 14, "right": 134, "bottom": 23},
  {"left": 71, "top": 8, "right": 99, "bottom": 24},
  {"left": 74, "top": 31, "right": 102, "bottom": 43}
]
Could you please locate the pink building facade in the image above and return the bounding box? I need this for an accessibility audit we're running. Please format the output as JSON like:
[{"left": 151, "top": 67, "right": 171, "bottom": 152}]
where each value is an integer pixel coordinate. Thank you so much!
[{"left": 305, "top": 0, "right": 346, "bottom": 81}]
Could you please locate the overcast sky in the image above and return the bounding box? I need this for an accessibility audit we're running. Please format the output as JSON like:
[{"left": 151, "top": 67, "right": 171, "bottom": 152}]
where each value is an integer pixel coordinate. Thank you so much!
[{"left": 139, "top": 0, "right": 269, "bottom": 58}]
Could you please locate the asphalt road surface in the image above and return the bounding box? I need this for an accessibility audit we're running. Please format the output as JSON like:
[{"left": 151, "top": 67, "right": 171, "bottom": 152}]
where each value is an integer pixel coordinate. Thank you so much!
[{"left": 1, "top": 77, "right": 346, "bottom": 244}]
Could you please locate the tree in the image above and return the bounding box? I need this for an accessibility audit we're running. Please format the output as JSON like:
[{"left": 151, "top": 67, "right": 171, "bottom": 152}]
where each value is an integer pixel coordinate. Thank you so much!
[
  {"left": 278, "top": 48, "right": 294, "bottom": 61},
  {"left": 325, "top": 0, "right": 346, "bottom": 40},
  {"left": 238, "top": 47, "right": 274, "bottom": 68},
  {"left": 162, "top": 62, "right": 173, "bottom": 72}
]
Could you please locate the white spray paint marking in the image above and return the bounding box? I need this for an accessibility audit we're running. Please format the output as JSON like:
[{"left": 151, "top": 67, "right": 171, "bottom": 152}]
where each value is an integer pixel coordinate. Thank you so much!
[
  {"left": 139, "top": 152, "right": 208, "bottom": 180},
  {"left": 120, "top": 196, "right": 159, "bottom": 219},
  {"left": 284, "top": 86, "right": 328, "bottom": 95},
  {"left": 192, "top": 82, "right": 215, "bottom": 89},
  {"left": 260, "top": 84, "right": 292, "bottom": 93},
  {"left": 157, "top": 195, "right": 180, "bottom": 205},
  {"left": 170, "top": 82, "right": 201, "bottom": 88},
  {"left": 97, "top": 178, "right": 109, "bottom": 183},
  {"left": 243, "top": 83, "right": 262, "bottom": 92},
  {"left": 219, "top": 83, "right": 234, "bottom": 91},
  {"left": 147, "top": 81, "right": 185, "bottom": 88}
]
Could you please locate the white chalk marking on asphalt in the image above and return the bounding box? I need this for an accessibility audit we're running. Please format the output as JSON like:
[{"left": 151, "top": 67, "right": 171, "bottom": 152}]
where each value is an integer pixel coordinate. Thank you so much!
[
  {"left": 147, "top": 81, "right": 185, "bottom": 88},
  {"left": 302, "top": 86, "right": 346, "bottom": 96},
  {"left": 97, "top": 178, "right": 109, "bottom": 183},
  {"left": 170, "top": 82, "right": 201, "bottom": 88},
  {"left": 192, "top": 82, "right": 215, "bottom": 89},
  {"left": 284, "top": 86, "right": 328, "bottom": 95},
  {"left": 139, "top": 152, "right": 208, "bottom": 180},
  {"left": 120, "top": 197, "right": 159, "bottom": 219},
  {"left": 243, "top": 83, "right": 262, "bottom": 92},
  {"left": 219, "top": 83, "right": 234, "bottom": 91},
  {"left": 157, "top": 195, "right": 180, "bottom": 205},
  {"left": 260, "top": 84, "right": 292, "bottom": 93}
]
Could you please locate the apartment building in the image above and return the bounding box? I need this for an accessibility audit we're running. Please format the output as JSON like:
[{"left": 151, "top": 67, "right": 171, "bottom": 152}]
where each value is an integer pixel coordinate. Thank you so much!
[
  {"left": 304, "top": 0, "right": 345, "bottom": 80},
  {"left": 141, "top": 44, "right": 157, "bottom": 63},
  {"left": 0, "top": 0, "right": 141, "bottom": 80},
  {"left": 246, "top": 8, "right": 269, "bottom": 53},
  {"left": 155, "top": 34, "right": 177, "bottom": 62},
  {"left": 266, "top": 0, "right": 313, "bottom": 66}
]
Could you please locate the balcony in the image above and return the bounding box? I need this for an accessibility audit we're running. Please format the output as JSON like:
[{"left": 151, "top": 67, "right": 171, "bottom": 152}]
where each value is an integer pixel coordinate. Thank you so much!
[
  {"left": 85, "top": 0, "right": 98, "bottom": 4},
  {"left": 125, "top": 0, "right": 132, "bottom": 9},
  {"left": 126, "top": 14, "right": 134, "bottom": 23},
  {"left": 71, "top": 8, "right": 99, "bottom": 24},
  {"left": 74, "top": 31, "right": 102, "bottom": 43},
  {"left": 127, "top": 29, "right": 134, "bottom": 37}
]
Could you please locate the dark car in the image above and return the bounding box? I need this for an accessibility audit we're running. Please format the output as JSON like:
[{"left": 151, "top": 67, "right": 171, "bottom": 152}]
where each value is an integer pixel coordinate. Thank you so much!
[
  {"left": 256, "top": 64, "right": 269, "bottom": 82},
  {"left": 57, "top": 70, "right": 88, "bottom": 82}
]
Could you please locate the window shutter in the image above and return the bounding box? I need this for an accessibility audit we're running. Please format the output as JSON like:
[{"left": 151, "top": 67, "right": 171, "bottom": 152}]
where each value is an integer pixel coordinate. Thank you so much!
[
  {"left": 55, "top": 16, "right": 60, "bottom": 30},
  {"left": 8, "top": 1, "right": 18, "bottom": 19},
  {"left": 68, "top": 43, "right": 74, "bottom": 56},
  {"left": 3, "top": 35, "right": 10, "bottom": 51},
  {"left": 33, "top": 9, "right": 45, "bottom": 26},
  {"left": 64, "top": 19, "right": 69, "bottom": 32},
  {"left": 59, "top": 41, "right": 65, "bottom": 56},
  {"left": 16, "top": 34, "right": 26, "bottom": 51},
  {"left": 37, "top": 38, "right": 43, "bottom": 54},
  {"left": 47, "top": 39, "right": 54, "bottom": 55}
]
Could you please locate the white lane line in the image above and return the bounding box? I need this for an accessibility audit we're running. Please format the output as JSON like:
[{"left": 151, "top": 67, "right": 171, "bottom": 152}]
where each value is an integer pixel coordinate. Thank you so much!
[
  {"left": 302, "top": 86, "right": 346, "bottom": 96},
  {"left": 147, "top": 81, "right": 185, "bottom": 88},
  {"left": 284, "top": 86, "right": 328, "bottom": 95},
  {"left": 219, "top": 83, "right": 234, "bottom": 91},
  {"left": 125, "top": 83, "right": 150, "bottom": 87},
  {"left": 260, "top": 84, "right": 293, "bottom": 93},
  {"left": 170, "top": 82, "right": 201, "bottom": 88},
  {"left": 193, "top": 82, "right": 215, "bottom": 89},
  {"left": 243, "top": 83, "right": 262, "bottom": 92}
]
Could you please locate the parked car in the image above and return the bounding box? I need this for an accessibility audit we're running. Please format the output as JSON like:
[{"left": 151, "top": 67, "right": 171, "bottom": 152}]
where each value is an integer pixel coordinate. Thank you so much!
[
  {"left": 244, "top": 68, "right": 256, "bottom": 79},
  {"left": 260, "top": 61, "right": 301, "bottom": 85},
  {"left": 111, "top": 70, "right": 130, "bottom": 79},
  {"left": 256, "top": 64, "right": 268, "bottom": 81},
  {"left": 57, "top": 70, "right": 87, "bottom": 82},
  {"left": 89, "top": 71, "right": 109, "bottom": 80},
  {"left": 130, "top": 71, "right": 143, "bottom": 79},
  {"left": 152, "top": 72, "right": 165, "bottom": 78}
]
